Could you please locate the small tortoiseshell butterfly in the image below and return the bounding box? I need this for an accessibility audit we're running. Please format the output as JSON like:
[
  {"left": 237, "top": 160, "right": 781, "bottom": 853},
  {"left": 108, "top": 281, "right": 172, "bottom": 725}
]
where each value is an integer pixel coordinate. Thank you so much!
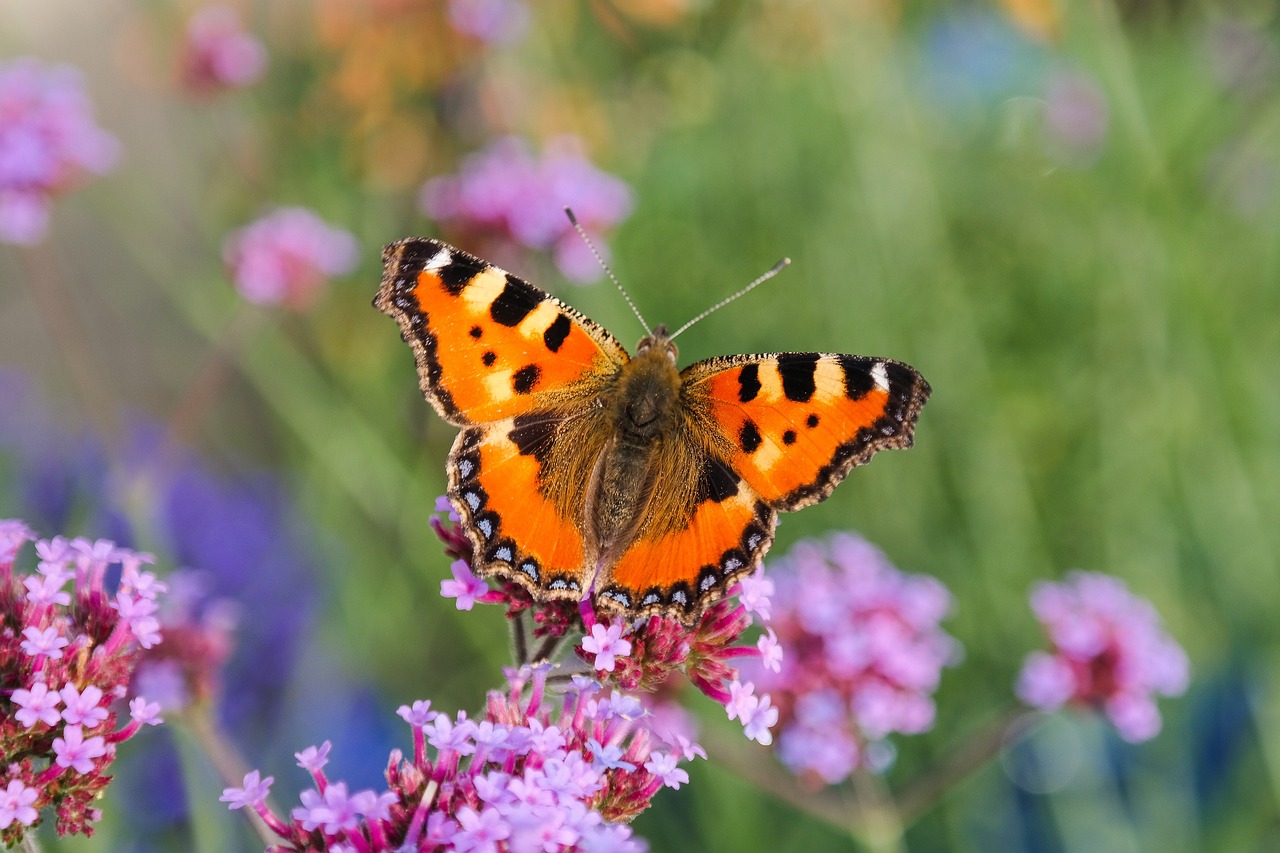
[{"left": 376, "top": 238, "right": 930, "bottom": 624}]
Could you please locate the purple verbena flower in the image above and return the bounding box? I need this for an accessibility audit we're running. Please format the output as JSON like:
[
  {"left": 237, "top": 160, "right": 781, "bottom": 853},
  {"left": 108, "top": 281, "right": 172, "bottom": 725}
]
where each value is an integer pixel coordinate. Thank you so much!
[
  {"left": 179, "top": 5, "right": 268, "bottom": 94},
  {"left": 419, "top": 136, "right": 632, "bottom": 284},
  {"left": 0, "top": 521, "right": 166, "bottom": 841},
  {"left": 225, "top": 665, "right": 679, "bottom": 850},
  {"left": 0, "top": 781, "right": 39, "bottom": 830},
  {"left": 744, "top": 533, "right": 959, "bottom": 784},
  {"left": 1016, "top": 571, "right": 1189, "bottom": 742},
  {"left": 219, "top": 769, "right": 273, "bottom": 810},
  {"left": 0, "top": 58, "right": 118, "bottom": 244},
  {"left": 581, "top": 621, "right": 633, "bottom": 673},
  {"left": 441, "top": 559, "right": 501, "bottom": 610},
  {"left": 223, "top": 207, "right": 359, "bottom": 309}
]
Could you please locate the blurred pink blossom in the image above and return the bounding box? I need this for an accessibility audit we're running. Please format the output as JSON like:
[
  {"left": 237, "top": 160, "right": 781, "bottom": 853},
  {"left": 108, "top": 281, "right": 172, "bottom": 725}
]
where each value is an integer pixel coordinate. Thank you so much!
[
  {"left": 0, "top": 58, "right": 119, "bottom": 244},
  {"left": 179, "top": 5, "right": 268, "bottom": 94},
  {"left": 447, "top": 0, "right": 530, "bottom": 44},
  {"left": 223, "top": 207, "right": 359, "bottom": 308},
  {"left": 746, "top": 533, "right": 959, "bottom": 784},
  {"left": 1016, "top": 571, "right": 1189, "bottom": 742},
  {"left": 420, "top": 136, "right": 632, "bottom": 284}
]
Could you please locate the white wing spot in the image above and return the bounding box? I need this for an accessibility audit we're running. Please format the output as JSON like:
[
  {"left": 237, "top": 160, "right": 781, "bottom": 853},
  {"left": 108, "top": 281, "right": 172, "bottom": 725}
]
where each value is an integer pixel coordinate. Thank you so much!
[
  {"left": 871, "top": 362, "right": 890, "bottom": 392},
  {"left": 425, "top": 248, "right": 452, "bottom": 272}
]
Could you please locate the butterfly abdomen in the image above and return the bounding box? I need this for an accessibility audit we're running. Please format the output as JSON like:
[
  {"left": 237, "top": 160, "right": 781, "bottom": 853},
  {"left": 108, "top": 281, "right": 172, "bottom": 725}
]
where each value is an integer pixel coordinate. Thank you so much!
[{"left": 584, "top": 342, "right": 683, "bottom": 568}]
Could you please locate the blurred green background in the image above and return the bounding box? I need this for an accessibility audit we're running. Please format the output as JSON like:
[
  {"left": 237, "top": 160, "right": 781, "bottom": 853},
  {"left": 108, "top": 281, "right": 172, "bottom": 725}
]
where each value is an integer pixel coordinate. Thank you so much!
[{"left": 2, "top": 0, "right": 1279, "bottom": 850}]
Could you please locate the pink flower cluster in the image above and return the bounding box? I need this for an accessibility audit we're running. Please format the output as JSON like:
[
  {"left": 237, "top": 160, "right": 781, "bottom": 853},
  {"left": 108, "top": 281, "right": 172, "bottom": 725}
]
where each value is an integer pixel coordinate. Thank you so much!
[
  {"left": 420, "top": 136, "right": 633, "bottom": 283},
  {"left": 178, "top": 5, "right": 268, "bottom": 95},
  {"left": 746, "top": 534, "right": 958, "bottom": 784},
  {"left": 223, "top": 207, "right": 359, "bottom": 309},
  {"left": 433, "top": 502, "right": 780, "bottom": 745},
  {"left": 223, "top": 664, "right": 702, "bottom": 851},
  {"left": 0, "top": 58, "right": 119, "bottom": 244},
  {"left": 0, "top": 520, "right": 164, "bottom": 843},
  {"left": 1016, "top": 571, "right": 1189, "bottom": 742}
]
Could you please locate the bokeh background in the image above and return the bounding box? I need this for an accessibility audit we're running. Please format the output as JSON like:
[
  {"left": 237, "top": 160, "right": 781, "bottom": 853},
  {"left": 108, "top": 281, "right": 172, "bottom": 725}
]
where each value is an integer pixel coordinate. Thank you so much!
[{"left": 2, "top": 0, "right": 1278, "bottom": 850}]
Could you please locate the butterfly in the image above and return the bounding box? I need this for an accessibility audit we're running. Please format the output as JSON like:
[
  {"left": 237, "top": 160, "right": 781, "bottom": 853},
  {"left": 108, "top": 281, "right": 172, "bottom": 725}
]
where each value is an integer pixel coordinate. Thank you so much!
[{"left": 376, "top": 237, "right": 930, "bottom": 624}]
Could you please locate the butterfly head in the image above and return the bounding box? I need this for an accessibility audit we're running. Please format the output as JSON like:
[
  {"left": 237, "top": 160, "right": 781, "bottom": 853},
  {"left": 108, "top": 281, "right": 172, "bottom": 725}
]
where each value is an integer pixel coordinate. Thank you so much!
[{"left": 635, "top": 324, "right": 678, "bottom": 365}]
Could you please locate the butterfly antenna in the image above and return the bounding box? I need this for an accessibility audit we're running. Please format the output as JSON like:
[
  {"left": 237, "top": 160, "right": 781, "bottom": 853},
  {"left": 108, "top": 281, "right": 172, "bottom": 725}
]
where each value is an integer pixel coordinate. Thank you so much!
[
  {"left": 565, "top": 207, "right": 651, "bottom": 336},
  {"left": 668, "top": 257, "right": 791, "bottom": 342}
]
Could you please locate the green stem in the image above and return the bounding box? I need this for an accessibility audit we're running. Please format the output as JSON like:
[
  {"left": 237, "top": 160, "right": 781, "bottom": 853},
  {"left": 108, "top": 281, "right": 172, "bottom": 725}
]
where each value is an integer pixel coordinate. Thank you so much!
[
  {"left": 895, "top": 705, "right": 1029, "bottom": 823},
  {"left": 183, "top": 706, "right": 279, "bottom": 849},
  {"left": 852, "top": 769, "right": 905, "bottom": 853}
]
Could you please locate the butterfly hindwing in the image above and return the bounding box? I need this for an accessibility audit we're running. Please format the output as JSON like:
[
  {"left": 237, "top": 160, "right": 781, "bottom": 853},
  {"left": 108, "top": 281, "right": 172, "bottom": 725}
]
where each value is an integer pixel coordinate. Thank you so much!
[
  {"left": 375, "top": 238, "right": 629, "bottom": 426},
  {"left": 684, "top": 353, "right": 930, "bottom": 511},
  {"left": 449, "top": 418, "right": 597, "bottom": 600},
  {"left": 596, "top": 449, "right": 778, "bottom": 621}
]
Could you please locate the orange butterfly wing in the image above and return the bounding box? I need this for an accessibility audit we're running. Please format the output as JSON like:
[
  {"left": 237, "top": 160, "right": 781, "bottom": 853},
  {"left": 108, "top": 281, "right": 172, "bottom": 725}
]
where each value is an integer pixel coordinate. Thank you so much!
[
  {"left": 596, "top": 352, "right": 929, "bottom": 621},
  {"left": 688, "top": 353, "right": 931, "bottom": 510},
  {"left": 376, "top": 238, "right": 627, "bottom": 598}
]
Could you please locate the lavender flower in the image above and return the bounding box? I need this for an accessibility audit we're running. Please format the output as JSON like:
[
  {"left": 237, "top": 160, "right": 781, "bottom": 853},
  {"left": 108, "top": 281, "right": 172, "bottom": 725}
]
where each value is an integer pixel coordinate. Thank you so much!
[
  {"left": 0, "top": 522, "right": 165, "bottom": 843},
  {"left": 223, "top": 207, "right": 359, "bottom": 308},
  {"left": 745, "top": 533, "right": 959, "bottom": 784},
  {"left": 419, "top": 136, "right": 632, "bottom": 284},
  {"left": 1016, "top": 571, "right": 1189, "bottom": 742},
  {"left": 223, "top": 665, "right": 700, "bottom": 850},
  {"left": 0, "top": 58, "right": 119, "bottom": 244},
  {"left": 179, "top": 5, "right": 268, "bottom": 94}
]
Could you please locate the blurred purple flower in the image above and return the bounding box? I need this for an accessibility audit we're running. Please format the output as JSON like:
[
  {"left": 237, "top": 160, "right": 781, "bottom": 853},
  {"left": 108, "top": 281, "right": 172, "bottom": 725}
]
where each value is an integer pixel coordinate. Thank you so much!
[
  {"left": 745, "top": 533, "right": 959, "bottom": 784},
  {"left": 1016, "top": 571, "right": 1189, "bottom": 742},
  {"left": 448, "top": 0, "right": 530, "bottom": 44},
  {"left": 179, "top": 5, "right": 268, "bottom": 95},
  {"left": 130, "top": 570, "right": 238, "bottom": 712},
  {"left": 223, "top": 207, "right": 359, "bottom": 308},
  {"left": 0, "top": 58, "right": 119, "bottom": 244},
  {"left": 420, "top": 136, "right": 632, "bottom": 284},
  {"left": 1043, "top": 69, "right": 1109, "bottom": 166}
]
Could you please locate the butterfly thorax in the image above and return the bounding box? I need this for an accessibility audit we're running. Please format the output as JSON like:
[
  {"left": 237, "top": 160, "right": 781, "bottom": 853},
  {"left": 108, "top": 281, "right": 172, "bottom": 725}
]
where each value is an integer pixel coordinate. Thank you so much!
[{"left": 584, "top": 328, "right": 682, "bottom": 567}]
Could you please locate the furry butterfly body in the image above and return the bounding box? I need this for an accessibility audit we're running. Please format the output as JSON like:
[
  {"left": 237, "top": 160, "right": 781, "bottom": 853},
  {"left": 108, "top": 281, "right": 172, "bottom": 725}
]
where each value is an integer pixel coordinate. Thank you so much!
[{"left": 376, "top": 238, "right": 930, "bottom": 623}]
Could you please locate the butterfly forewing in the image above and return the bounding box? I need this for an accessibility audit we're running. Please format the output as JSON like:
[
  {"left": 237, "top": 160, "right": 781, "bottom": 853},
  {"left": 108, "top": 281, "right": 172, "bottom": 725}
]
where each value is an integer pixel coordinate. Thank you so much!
[
  {"left": 683, "top": 352, "right": 930, "bottom": 511},
  {"left": 375, "top": 238, "right": 629, "bottom": 426}
]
